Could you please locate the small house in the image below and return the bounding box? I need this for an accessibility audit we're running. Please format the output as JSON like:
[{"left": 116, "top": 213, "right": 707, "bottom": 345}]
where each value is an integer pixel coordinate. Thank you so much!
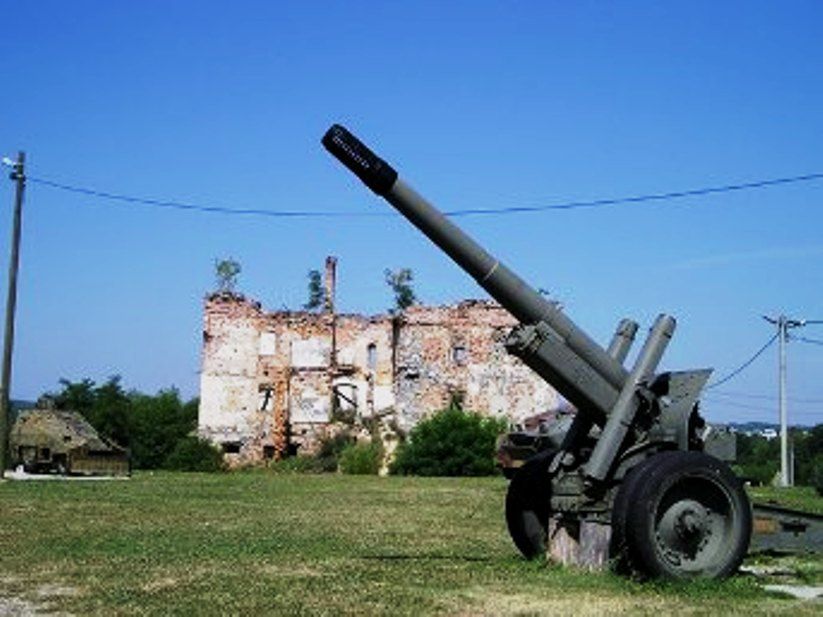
[{"left": 10, "top": 407, "right": 130, "bottom": 476}]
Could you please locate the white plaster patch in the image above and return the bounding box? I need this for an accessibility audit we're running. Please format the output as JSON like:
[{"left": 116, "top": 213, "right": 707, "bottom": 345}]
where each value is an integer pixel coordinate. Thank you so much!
[
  {"left": 291, "top": 338, "right": 331, "bottom": 368},
  {"left": 373, "top": 385, "right": 394, "bottom": 413},
  {"left": 259, "top": 331, "right": 277, "bottom": 356},
  {"left": 291, "top": 388, "right": 330, "bottom": 423},
  {"left": 199, "top": 374, "right": 256, "bottom": 434}
]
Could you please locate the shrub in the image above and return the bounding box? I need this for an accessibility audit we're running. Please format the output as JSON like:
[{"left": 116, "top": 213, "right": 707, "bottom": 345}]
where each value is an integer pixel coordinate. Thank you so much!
[
  {"left": 339, "top": 441, "right": 383, "bottom": 475},
  {"left": 164, "top": 436, "right": 225, "bottom": 472},
  {"left": 269, "top": 455, "right": 321, "bottom": 474},
  {"left": 736, "top": 461, "right": 779, "bottom": 487},
  {"left": 390, "top": 408, "right": 507, "bottom": 476},
  {"left": 315, "top": 431, "right": 355, "bottom": 472}
]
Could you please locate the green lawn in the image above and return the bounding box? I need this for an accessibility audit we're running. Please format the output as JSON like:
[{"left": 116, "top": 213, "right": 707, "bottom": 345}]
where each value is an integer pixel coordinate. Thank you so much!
[
  {"left": 750, "top": 485, "right": 823, "bottom": 515},
  {"left": 0, "top": 472, "right": 820, "bottom": 615}
]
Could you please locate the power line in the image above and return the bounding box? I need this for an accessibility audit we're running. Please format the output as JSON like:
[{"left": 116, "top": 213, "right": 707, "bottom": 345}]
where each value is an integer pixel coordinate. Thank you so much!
[
  {"left": 701, "top": 396, "right": 778, "bottom": 414},
  {"left": 709, "top": 389, "right": 823, "bottom": 405},
  {"left": 701, "top": 396, "right": 820, "bottom": 421},
  {"left": 702, "top": 398, "right": 820, "bottom": 422},
  {"left": 794, "top": 335, "right": 823, "bottom": 347},
  {"left": 441, "top": 172, "right": 823, "bottom": 215},
  {"left": 706, "top": 333, "right": 778, "bottom": 390},
  {"left": 27, "top": 177, "right": 375, "bottom": 218},
  {"left": 25, "top": 170, "right": 823, "bottom": 219}
]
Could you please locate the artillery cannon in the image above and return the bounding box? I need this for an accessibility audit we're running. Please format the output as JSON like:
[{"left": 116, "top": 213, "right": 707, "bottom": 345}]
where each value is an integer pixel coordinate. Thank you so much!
[{"left": 322, "top": 124, "right": 752, "bottom": 579}]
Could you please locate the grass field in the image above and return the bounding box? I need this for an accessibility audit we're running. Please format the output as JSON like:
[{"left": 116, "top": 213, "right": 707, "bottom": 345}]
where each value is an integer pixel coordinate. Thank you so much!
[
  {"left": 749, "top": 485, "right": 823, "bottom": 515},
  {"left": 1, "top": 472, "right": 821, "bottom": 615}
]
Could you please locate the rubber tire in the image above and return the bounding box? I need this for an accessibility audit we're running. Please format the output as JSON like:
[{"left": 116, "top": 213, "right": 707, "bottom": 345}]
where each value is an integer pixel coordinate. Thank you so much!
[
  {"left": 505, "top": 449, "right": 555, "bottom": 559},
  {"left": 616, "top": 451, "right": 752, "bottom": 580},
  {"left": 610, "top": 454, "right": 660, "bottom": 575}
]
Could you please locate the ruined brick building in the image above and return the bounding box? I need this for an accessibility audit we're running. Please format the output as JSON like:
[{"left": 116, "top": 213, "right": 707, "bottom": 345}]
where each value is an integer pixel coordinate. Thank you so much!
[{"left": 198, "top": 258, "right": 560, "bottom": 465}]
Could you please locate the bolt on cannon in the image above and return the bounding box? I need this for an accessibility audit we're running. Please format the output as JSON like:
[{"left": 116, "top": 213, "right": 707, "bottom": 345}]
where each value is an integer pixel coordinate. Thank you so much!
[{"left": 322, "top": 124, "right": 752, "bottom": 579}]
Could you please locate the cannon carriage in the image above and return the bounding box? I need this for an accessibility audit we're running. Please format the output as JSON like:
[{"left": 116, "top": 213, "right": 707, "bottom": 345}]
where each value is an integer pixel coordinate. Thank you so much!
[{"left": 322, "top": 124, "right": 752, "bottom": 579}]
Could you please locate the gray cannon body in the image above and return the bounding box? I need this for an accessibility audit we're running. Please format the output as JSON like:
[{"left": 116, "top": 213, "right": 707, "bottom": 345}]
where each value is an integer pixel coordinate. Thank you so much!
[{"left": 322, "top": 125, "right": 751, "bottom": 580}]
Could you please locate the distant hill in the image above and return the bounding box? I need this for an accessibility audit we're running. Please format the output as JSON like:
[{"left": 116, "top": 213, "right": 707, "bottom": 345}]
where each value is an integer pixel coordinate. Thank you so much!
[{"left": 727, "top": 421, "right": 813, "bottom": 433}]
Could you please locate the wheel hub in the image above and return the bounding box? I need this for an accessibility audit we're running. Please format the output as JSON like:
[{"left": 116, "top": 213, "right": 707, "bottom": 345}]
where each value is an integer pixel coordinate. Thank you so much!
[
  {"left": 675, "top": 503, "right": 709, "bottom": 538},
  {"left": 657, "top": 499, "right": 712, "bottom": 561}
]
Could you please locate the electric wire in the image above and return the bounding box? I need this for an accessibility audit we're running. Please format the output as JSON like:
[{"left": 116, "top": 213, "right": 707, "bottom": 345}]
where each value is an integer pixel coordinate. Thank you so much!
[
  {"left": 704, "top": 395, "right": 819, "bottom": 420},
  {"left": 705, "top": 333, "right": 778, "bottom": 389},
  {"left": 703, "top": 394, "right": 821, "bottom": 419},
  {"left": 708, "top": 389, "right": 823, "bottom": 404},
  {"left": 27, "top": 177, "right": 370, "bottom": 218},
  {"left": 442, "top": 172, "right": 823, "bottom": 215},
  {"left": 794, "top": 335, "right": 823, "bottom": 347},
  {"left": 701, "top": 396, "right": 778, "bottom": 414},
  {"left": 25, "top": 170, "right": 823, "bottom": 219}
]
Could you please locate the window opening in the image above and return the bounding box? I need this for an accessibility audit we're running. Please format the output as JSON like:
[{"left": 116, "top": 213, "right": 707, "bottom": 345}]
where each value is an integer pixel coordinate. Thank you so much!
[
  {"left": 222, "top": 442, "right": 241, "bottom": 454},
  {"left": 367, "top": 343, "right": 377, "bottom": 371}
]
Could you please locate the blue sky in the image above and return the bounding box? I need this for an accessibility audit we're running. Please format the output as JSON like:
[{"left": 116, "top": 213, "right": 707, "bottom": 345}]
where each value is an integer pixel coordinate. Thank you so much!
[{"left": 1, "top": 1, "right": 821, "bottom": 424}]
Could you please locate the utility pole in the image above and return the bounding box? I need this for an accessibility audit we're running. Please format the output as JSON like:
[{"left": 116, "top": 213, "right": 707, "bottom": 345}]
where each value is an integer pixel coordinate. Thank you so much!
[
  {"left": 763, "top": 314, "right": 805, "bottom": 487},
  {"left": 0, "top": 152, "right": 25, "bottom": 478}
]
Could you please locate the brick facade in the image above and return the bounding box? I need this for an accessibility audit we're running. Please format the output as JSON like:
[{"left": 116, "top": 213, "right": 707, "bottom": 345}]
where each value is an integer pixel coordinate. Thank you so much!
[{"left": 199, "top": 283, "right": 559, "bottom": 466}]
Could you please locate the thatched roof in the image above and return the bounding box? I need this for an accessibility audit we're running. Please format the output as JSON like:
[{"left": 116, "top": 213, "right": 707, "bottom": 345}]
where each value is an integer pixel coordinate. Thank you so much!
[{"left": 10, "top": 408, "right": 125, "bottom": 454}]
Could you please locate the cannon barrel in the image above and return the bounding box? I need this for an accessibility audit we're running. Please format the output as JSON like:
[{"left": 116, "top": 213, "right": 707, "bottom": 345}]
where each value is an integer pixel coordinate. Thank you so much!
[{"left": 322, "top": 125, "right": 629, "bottom": 404}]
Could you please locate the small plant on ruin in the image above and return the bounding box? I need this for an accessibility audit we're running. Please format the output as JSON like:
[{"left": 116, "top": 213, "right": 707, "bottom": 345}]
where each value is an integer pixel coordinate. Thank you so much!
[
  {"left": 214, "top": 258, "right": 241, "bottom": 294},
  {"left": 303, "top": 269, "right": 325, "bottom": 311},
  {"left": 384, "top": 267, "right": 416, "bottom": 311},
  {"left": 389, "top": 407, "right": 507, "bottom": 476},
  {"left": 339, "top": 440, "right": 383, "bottom": 475}
]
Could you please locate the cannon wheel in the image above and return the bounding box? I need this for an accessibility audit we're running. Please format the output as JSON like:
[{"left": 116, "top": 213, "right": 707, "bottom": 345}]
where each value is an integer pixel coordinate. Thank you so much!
[
  {"left": 613, "top": 451, "right": 751, "bottom": 579},
  {"left": 505, "top": 449, "right": 555, "bottom": 559}
]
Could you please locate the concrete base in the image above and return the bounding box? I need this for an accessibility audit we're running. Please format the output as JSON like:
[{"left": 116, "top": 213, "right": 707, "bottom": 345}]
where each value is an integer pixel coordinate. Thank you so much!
[{"left": 548, "top": 517, "right": 612, "bottom": 571}]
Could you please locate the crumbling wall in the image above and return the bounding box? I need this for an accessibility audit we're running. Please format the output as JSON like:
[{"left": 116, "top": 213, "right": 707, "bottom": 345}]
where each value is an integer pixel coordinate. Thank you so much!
[
  {"left": 394, "top": 301, "right": 559, "bottom": 429},
  {"left": 334, "top": 315, "right": 394, "bottom": 417},
  {"left": 257, "top": 312, "right": 335, "bottom": 458},
  {"left": 199, "top": 294, "right": 262, "bottom": 465},
  {"left": 199, "top": 294, "right": 560, "bottom": 466}
]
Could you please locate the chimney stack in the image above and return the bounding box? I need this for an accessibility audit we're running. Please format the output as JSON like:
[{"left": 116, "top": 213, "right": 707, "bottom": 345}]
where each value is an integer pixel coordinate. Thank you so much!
[{"left": 324, "top": 256, "right": 337, "bottom": 313}]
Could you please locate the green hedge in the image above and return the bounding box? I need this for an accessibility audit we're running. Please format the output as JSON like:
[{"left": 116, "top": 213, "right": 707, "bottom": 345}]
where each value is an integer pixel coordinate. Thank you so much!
[
  {"left": 339, "top": 441, "right": 383, "bottom": 475},
  {"left": 164, "top": 436, "right": 225, "bottom": 472},
  {"left": 390, "top": 408, "right": 506, "bottom": 476}
]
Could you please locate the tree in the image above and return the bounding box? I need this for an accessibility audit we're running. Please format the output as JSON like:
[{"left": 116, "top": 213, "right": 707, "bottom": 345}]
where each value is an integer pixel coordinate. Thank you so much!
[
  {"left": 303, "top": 269, "right": 325, "bottom": 310},
  {"left": 384, "top": 268, "right": 416, "bottom": 311},
  {"left": 53, "top": 376, "right": 131, "bottom": 447},
  {"left": 214, "top": 258, "right": 241, "bottom": 293},
  {"left": 52, "top": 378, "right": 95, "bottom": 413},
  {"left": 129, "top": 388, "right": 197, "bottom": 469},
  {"left": 48, "top": 379, "right": 201, "bottom": 470}
]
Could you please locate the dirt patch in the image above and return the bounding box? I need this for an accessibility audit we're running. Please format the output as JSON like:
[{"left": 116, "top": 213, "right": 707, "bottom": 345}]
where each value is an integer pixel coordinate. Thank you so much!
[
  {"left": 0, "top": 578, "right": 78, "bottom": 615},
  {"left": 452, "top": 589, "right": 673, "bottom": 616},
  {"left": 449, "top": 587, "right": 810, "bottom": 616}
]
